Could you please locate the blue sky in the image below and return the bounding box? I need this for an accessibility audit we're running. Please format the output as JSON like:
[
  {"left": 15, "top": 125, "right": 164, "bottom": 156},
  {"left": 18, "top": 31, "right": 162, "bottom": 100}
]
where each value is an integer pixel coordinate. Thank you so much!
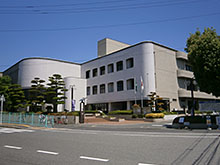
[{"left": 1, "top": 0, "right": 220, "bottom": 72}]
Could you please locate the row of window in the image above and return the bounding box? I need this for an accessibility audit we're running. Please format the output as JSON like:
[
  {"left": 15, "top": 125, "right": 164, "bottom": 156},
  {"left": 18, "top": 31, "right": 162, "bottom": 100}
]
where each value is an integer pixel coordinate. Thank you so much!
[
  {"left": 87, "top": 78, "right": 135, "bottom": 95},
  {"left": 86, "top": 58, "right": 134, "bottom": 79}
]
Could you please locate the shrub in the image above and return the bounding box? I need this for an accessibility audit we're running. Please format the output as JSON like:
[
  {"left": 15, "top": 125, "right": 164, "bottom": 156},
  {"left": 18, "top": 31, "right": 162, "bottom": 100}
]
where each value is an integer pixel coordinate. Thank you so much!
[
  {"left": 48, "top": 111, "right": 79, "bottom": 116},
  {"left": 138, "top": 114, "right": 144, "bottom": 118},
  {"left": 163, "top": 111, "right": 178, "bottom": 115},
  {"left": 108, "top": 110, "right": 133, "bottom": 115},
  {"left": 132, "top": 114, "right": 137, "bottom": 118},
  {"left": 145, "top": 113, "right": 164, "bottom": 118},
  {"left": 85, "top": 110, "right": 100, "bottom": 114}
]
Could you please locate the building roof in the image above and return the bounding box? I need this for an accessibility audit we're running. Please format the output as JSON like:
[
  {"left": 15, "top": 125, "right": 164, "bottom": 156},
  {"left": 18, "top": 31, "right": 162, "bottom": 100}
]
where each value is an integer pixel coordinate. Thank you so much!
[{"left": 4, "top": 40, "right": 180, "bottom": 72}]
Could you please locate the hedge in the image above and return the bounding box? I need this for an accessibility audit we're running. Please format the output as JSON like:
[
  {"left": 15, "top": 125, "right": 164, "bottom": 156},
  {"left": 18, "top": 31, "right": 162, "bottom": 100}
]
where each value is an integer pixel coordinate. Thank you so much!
[
  {"left": 145, "top": 113, "right": 164, "bottom": 118},
  {"left": 108, "top": 110, "right": 133, "bottom": 115}
]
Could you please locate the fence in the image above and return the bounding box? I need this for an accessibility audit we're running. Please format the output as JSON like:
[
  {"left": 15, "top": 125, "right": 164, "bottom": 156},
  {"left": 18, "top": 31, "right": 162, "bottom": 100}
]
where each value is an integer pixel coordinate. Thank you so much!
[{"left": 1, "top": 112, "right": 54, "bottom": 128}]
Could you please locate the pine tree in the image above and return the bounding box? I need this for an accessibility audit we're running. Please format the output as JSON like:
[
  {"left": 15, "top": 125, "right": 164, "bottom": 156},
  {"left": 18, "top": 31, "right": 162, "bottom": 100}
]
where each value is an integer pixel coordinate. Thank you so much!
[
  {"left": 46, "top": 74, "right": 67, "bottom": 113},
  {"left": 7, "top": 84, "right": 26, "bottom": 112},
  {"left": 29, "top": 77, "right": 46, "bottom": 112}
]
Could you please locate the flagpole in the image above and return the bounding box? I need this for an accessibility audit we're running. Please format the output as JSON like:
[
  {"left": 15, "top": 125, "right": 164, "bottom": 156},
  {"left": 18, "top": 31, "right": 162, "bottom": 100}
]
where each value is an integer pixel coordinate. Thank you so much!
[
  {"left": 140, "top": 76, "right": 144, "bottom": 114},
  {"left": 134, "top": 78, "right": 137, "bottom": 105}
]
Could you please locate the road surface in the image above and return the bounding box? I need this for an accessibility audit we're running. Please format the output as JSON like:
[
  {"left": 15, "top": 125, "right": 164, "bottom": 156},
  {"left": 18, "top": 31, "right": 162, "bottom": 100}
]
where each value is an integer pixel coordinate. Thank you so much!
[{"left": 0, "top": 127, "right": 220, "bottom": 165}]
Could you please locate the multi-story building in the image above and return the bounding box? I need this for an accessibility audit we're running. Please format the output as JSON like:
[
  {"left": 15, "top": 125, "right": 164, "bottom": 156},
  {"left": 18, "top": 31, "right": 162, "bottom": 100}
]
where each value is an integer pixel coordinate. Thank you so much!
[{"left": 3, "top": 38, "right": 219, "bottom": 112}]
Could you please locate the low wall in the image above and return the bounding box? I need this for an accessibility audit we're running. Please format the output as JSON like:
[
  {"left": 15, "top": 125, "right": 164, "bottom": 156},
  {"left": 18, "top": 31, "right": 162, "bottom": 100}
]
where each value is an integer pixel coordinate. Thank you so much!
[{"left": 53, "top": 116, "right": 79, "bottom": 124}]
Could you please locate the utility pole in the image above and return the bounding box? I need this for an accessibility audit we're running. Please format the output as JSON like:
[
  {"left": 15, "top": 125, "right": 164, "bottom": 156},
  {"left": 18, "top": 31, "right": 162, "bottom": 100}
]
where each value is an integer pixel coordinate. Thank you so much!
[{"left": 0, "top": 95, "right": 5, "bottom": 124}]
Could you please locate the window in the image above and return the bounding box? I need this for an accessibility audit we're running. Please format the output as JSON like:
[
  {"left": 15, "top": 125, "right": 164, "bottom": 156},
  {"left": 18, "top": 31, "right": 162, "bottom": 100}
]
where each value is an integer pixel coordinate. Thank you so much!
[
  {"left": 93, "top": 68, "right": 98, "bottom": 77},
  {"left": 100, "top": 66, "right": 105, "bottom": 75},
  {"left": 87, "top": 87, "right": 90, "bottom": 96},
  {"left": 100, "top": 84, "right": 105, "bottom": 94},
  {"left": 185, "top": 64, "right": 192, "bottom": 71},
  {"left": 117, "top": 81, "right": 124, "bottom": 91},
  {"left": 127, "top": 79, "right": 134, "bottom": 90},
  {"left": 86, "top": 70, "right": 90, "bottom": 79},
  {"left": 108, "top": 82, "right": 114, "bottom": 93},
  {"left": 126, "top": 58, "right": 134, "bottom": 69},
  {"left": 116, "top": 61, "right": 123, "bottom": 71},
  {"left": 92, "top": 85, "right": 98, "bottom": 95},
  {"left": 108, "top": 63, "right": 114, "bottom": 73}
]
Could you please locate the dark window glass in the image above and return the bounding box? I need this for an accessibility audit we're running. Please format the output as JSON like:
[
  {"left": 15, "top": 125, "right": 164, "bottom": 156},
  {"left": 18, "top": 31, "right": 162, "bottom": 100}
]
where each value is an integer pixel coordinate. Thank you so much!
[
  {"left": 87, "top": 87, "right": 90, "bottom": 95},
  {"left": 93, "top": 68, "right": 98, "bottom": 77},
  {"left": 86, "top": 70, "right": 90, "bottom": 79},
  {"left": 117, "top": 81, "right": 124, "bottom": 91},
  {"left": 92, "top": 85, "right": 98, "bottom": 95},
  {"left": 185, "top": 64, "right": 192, "bottom": 71},
  {"left": 116, "top": 61, "right": 123, "bottom": 71},
  {"left": 108, "top": 64, "right": 114, "bottom": 73},
  {"left": 126, "top": 58, "right": 134, "bottom": 69},
  {"left": 108, "top": 82, "right": 114, "bottom": 93},
  {"left": 100, "top": 66, "right": 105, "bottom": 75},
  {"left": 127, "top": 79, "right": 134, "bottom": 90},
  {"left": 100, "top": 84, "right": 105, "bottom": 94}
]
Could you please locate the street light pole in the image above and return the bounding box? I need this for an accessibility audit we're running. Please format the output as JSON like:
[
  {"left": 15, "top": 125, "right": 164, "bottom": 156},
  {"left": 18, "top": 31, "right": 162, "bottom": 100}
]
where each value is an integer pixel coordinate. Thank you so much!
[
  {"left": 0, "top": 95, "right": 5, "bottom": 124},
  {"left": 69, "top": 85, "right": 75, "bottom": 112}
]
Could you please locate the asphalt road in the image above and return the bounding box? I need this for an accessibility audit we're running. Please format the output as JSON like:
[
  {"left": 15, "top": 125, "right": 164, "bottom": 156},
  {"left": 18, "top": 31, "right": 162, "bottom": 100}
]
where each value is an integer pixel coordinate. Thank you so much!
[{"left": 0, "top": 127, "right": 220, "bottom": 165}]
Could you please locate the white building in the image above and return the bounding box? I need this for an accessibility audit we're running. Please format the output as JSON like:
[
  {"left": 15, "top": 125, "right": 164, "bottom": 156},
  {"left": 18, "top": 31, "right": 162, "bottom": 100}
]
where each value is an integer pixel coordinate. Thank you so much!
[{"left": 3, "top": 38, "right": 219, "bottom": 112}]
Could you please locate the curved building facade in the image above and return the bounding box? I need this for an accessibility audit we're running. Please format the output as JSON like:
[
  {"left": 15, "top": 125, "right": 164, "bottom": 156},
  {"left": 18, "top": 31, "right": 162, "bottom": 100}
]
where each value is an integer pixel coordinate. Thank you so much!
[{"left": 3, "top": 38, "right": 219, "bottom": 112}]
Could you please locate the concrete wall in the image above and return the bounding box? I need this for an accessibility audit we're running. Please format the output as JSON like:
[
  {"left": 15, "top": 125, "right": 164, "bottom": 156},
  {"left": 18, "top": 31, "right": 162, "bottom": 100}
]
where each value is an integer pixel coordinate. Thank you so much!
[
  {"left": 17, "top": 58, "right": 81, "bottom": 88},
  {"left": 154, "top": 45, "right": 180, "bottom": 110},
  {"left": 98, "top": 38, "right": 130, "bottom": 57},
  {"left": 64, "top": 77, "right": 86, "bottom": 111},
  {"left": 82, "top": 42, "right": 156, "bottom": 106},
  {"left": 4, "top": 63, "right": 19, "bottom": 84}
]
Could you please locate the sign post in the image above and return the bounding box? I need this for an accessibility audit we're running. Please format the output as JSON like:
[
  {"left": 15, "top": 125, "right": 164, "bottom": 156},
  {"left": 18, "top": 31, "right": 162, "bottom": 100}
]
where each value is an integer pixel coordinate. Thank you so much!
[{"left": 0, "top": 95, "right": 5, "bottom": 124}]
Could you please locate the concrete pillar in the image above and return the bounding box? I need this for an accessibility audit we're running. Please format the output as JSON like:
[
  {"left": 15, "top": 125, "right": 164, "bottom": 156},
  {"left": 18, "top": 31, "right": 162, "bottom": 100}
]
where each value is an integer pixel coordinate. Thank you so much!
[
  {"left": 127, "top": 101, "right": 131, "bottom": 110},
  {"left": 108, "top": 102, "right": 112, "bottom": 112}
]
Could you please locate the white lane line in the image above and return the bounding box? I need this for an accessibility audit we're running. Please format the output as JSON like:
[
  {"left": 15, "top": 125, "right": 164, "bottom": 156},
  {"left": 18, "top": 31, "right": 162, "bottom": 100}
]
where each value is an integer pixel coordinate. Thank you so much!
[
  {"left": 4, "top": 145, "right": 22, "bottom": 150},
  {"left": 152, "top": 125, "right": 163, "bottom": 127},
  {"left": 80, "top": 156, "right": 109, "bottom": 162},
  {"left": 113, "top": 133, "right": 218, "bottom": 139},
  {"left": 138, "top": 163, "right": 156, "bottom": 165},
  {"left": 37, "top": 150, "right": 59, "bottom": 155}
]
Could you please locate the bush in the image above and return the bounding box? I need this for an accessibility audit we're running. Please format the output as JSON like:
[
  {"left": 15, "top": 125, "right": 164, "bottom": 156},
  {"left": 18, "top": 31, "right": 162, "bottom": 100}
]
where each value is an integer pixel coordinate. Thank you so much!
[
  {"left": 108, "top": 110, "right": 133, "bottom": 115},
  {"left": 145, "top": 113, "right": 164, "bottom": 118},
  {"left": 132, "top": 114, "right": 137, "bottom": 118},
  {"left": 138, "top": 114, "right": 144, "bottom": 118},
  {"left": 163, "top": 111, "right": 178, "bottom": 115},
  {"left": 48, "top": 111, "right": 79, "bottom": 116},
  {"left": 85, "top": 110, "right": 100, "bottom": 114}
]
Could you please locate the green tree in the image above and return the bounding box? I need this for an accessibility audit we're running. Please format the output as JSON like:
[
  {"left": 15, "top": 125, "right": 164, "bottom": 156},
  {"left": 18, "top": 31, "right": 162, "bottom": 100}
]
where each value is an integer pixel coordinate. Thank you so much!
[
  {"left": 7, "top": 84, "right": 26, "bottom": 112},
  {"left": 185, "top": 27, "right": 220, "bottom": 97},
  {"left": 46, "top": 74, "right": 67, "bottom": 113},
  {"left": 0, "top": 76, "right": 12, "bottom": 111},
  {"left": 0, "top": 75, "right": 11, "bottom": 97},
  {"left": 29, "top": 77, "right": 46, "bottom": 112}
]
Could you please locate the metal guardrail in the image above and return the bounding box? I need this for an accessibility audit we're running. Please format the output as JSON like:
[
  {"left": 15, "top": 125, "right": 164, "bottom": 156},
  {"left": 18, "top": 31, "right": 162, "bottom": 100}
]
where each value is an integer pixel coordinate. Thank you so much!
[{"left": 1, "top": 112, "right": 54, "bottom": 128}]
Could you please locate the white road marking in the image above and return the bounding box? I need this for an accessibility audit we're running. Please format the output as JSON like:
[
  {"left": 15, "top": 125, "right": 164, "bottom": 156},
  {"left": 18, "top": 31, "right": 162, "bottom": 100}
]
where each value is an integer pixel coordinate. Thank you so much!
[
  {"left": 0, "top": 128, "right": 34, "bottom": 134},
  {"left": 80, "top": 156, "right": 109, "bottom": 162},
  {"left": 4, "top": 145, "right": 22, "bottom": 150},
  {"left": 37, "top": 150, "right": 59, "bottom": 155},
  {"left": 152, "top": 125, "right": 163, "bottom": 127},
  {"left": 138, "top": 163, "right": 156, "bottom": 165},
  {"left": 113, "top": 133, "right": 219, "bottom": 139}
]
